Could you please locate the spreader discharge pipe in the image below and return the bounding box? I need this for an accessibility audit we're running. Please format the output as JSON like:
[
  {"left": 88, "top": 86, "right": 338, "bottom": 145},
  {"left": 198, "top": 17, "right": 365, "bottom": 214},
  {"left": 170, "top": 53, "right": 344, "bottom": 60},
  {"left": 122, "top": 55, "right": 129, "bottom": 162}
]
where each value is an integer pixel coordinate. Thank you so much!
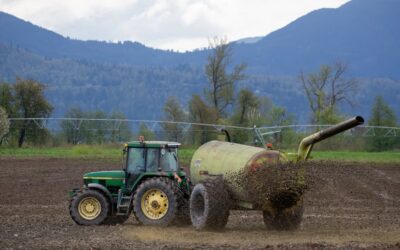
[{"left": 297, "top": 116, "right": 364, "bottom": 161}]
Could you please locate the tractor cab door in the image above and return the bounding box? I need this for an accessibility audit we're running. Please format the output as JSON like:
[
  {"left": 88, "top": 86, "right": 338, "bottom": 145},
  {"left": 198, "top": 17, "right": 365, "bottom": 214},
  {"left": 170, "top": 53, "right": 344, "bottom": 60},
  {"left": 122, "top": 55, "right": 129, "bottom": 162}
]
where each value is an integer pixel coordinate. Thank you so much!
[
  {"left": 145, "top": 148, "right": 160, "bottom": 172},
  {"left": 125, "top": 147, "right": 146, "bottom": 190},
  {"left": 125, "top": 147, "right": 161, "bottom": 190}
]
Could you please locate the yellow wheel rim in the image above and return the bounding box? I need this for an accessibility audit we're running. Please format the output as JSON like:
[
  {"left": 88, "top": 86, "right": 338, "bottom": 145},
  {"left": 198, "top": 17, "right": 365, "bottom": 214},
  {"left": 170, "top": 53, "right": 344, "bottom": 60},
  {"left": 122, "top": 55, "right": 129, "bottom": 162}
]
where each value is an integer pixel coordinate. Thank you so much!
[
  {"left": 141, "top": 188, "right": 169, "bottom": 220},
  {"left": 78, "top": 197, "right": 101, "bottom": 220}
]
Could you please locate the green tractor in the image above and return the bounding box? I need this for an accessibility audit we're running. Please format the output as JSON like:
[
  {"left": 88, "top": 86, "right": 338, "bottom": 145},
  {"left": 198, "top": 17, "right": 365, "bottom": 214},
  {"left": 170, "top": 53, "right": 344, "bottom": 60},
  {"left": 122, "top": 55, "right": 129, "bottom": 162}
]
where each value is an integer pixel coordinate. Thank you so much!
[
  {"left": 69, "top": 140, "right": 191, "bottom": 226},
  {"left": 70, "top": 116, "right": 364, "bottom": 230}
]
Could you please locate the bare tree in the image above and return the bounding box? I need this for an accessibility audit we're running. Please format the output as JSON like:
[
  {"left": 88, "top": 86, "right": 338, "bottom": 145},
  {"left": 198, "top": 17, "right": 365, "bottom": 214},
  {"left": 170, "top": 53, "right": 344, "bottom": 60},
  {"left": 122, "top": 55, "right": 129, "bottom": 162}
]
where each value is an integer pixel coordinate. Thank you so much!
[
  {"left": 300, "top": 63, "right": 357, "bottom": 123},
  {"left": 205, "top": 37, "right": 246, "bottom": 119}
]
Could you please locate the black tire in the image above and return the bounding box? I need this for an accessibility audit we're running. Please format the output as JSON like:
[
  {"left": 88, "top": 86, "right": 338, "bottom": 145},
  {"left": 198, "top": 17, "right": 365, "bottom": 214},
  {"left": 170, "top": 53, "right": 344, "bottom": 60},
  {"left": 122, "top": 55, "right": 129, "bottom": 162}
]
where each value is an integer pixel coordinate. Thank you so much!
[
  {"left": 133, "top": 178, "right": 178, "bottom": 226},
  {"left": 69, "top": 189, "right": 109, "bottom": 226},
  {"left": 263, "top": 197, "right": 304, "bottom": 230},
  {"left": 190, "top": 178, "right": 230, "bottom": 231}
]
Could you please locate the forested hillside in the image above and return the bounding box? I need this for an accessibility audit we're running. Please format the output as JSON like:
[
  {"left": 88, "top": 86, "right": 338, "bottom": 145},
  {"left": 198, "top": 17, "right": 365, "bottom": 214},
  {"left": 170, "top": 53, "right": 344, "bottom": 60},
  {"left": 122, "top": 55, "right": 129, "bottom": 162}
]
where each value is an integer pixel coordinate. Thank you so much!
[
  {"left": 0, "top": 0, "right": 399, "bottom": 122},
  {"left": 233, "top": 0, "right": 400, "bottom": 78},
  {"left": 1, "top": 42, "right": 398, "bottom": 121}
]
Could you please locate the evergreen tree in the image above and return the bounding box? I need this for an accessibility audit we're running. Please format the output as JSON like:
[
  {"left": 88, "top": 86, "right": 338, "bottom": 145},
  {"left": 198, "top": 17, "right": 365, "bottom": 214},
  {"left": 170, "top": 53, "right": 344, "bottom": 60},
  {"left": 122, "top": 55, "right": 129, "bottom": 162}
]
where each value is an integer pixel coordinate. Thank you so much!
[
  {"left": 13, "top": 78, "right": 53, "bottom": 147},
  {"left": 161, "top": 97, "right": 186, "bottom": 142},
  {"left": 0, "top": 106, "right": 9, "bottom": 144},
  {"left": 367, "top": 95, "right": 398, "bottom": 151}
]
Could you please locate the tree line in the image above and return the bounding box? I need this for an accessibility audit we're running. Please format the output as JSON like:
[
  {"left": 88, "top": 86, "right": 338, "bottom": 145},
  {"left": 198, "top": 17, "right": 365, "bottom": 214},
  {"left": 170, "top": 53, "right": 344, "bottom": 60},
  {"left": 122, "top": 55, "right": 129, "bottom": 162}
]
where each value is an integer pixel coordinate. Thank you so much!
[
  {"left": 0, "top": 39, "right": 398, "bottom": 151},
  {"left": 0, "top": 78, "right": 52, "bottom": 147},
  {"left": 161, "top": 38, "right": 399, "bottom": 151}
]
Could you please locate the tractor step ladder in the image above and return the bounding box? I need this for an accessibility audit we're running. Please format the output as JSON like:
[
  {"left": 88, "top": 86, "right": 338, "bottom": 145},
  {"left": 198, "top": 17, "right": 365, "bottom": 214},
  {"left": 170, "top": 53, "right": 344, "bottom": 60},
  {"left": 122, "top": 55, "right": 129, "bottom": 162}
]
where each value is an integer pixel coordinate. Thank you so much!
[{"left": 116, "top": 189, "right": 132, "bottom": 216}]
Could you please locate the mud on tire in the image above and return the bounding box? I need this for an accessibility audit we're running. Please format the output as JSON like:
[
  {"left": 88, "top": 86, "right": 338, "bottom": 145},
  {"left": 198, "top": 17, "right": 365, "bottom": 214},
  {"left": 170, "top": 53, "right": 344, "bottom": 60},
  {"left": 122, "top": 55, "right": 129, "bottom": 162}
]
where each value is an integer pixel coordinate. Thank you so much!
[
  {"left": 263, "top": 197, "right": 304, "bottom": 230},
  {"left": 190, "top": 177, "right": 231, "bottom": 231},
  {"left": 69, "top": 189, "right": 110, "bottom": 226},
  {"left": 133, "top": 177, "right": 178, "bottom": 226}
]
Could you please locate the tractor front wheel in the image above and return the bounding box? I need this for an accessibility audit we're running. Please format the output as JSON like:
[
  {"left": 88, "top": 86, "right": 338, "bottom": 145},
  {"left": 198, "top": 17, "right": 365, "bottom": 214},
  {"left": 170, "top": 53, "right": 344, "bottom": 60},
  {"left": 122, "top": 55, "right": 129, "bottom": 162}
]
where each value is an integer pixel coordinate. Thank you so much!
[
  {"left": 69, "top": 189, "right": 109, "bottom": 225},
  {"left": 133, "top": 178, "right": 178, "bottom": 226}
]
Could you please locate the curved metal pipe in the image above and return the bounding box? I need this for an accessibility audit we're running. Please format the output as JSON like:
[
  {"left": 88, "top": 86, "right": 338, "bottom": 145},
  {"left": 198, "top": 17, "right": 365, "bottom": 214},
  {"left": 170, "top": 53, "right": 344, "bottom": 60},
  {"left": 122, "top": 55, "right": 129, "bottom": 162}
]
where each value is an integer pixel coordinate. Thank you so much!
[
  {"left": 297, "top": 116, "right": 364, "bottom": 161},
  {"left": 220, "top": 129, "right": 231, "bottom": 142}
]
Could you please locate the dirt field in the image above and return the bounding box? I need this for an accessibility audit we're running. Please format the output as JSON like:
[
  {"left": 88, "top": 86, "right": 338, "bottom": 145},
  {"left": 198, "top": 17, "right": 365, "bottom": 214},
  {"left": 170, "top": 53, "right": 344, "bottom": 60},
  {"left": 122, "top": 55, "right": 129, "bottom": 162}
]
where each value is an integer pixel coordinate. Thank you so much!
[{"left": 0, "top": 158, "right": 399, "bottom": 249}]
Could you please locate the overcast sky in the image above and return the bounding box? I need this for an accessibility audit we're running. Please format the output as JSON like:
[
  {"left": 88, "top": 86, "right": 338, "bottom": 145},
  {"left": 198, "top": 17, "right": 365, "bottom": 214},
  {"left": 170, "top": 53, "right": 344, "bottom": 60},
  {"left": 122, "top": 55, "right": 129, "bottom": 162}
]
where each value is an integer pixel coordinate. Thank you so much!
[{"left": 0, "top": 0, "right": 349, "bottom": 51}]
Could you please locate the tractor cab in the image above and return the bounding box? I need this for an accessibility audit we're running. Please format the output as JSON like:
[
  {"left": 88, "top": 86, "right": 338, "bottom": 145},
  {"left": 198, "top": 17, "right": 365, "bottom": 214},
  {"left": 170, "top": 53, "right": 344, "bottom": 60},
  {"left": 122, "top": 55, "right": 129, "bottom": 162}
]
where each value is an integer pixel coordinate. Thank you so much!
[
  {"left": 124, "top": 140, "right": 180, "bottom": 174},
  {"left": 123, "top": 140, "right": 182, "bottom": 190}
]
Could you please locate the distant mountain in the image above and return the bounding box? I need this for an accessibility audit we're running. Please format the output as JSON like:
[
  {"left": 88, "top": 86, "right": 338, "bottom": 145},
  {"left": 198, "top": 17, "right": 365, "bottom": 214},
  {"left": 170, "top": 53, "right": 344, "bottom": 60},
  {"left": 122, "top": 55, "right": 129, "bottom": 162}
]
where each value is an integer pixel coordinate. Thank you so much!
[
  {"left": 0, "top": 11, "right": 205, "bottom": 66},
  {"left": 233, "top": 0, "right": 400, "bottom": 78},
  {"left": 0, "top": 42, "right": 206, "bottom": 119},
  {"left": 1, "top": 0, "right": 400, "bottom": 78},
  {"left": 234, "top": 36, "right": 263, "bottom": 44},
  {"left": 0, "top": 0, "right": 399, "bottom": 122}
]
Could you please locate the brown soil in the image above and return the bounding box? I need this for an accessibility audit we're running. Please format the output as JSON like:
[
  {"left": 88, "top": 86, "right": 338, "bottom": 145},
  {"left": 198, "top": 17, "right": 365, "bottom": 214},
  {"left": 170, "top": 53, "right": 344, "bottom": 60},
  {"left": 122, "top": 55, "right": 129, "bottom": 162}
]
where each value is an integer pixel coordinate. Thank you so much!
[{"left": 0, "top": 158, "right": 399, "bottom": 249}]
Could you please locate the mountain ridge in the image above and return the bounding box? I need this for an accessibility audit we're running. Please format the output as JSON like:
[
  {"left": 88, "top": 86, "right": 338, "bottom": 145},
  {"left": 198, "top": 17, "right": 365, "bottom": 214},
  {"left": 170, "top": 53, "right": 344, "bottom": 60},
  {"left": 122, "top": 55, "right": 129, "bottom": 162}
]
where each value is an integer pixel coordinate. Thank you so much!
[
  {"left": 232, "top": 0, "right": 400, "bottom": 78},
  {"left": 1, "top": 0, "right": 400, "bottom": 78},
  {"left": 0, "top": 0, "right": 399, "bottom": 122}
]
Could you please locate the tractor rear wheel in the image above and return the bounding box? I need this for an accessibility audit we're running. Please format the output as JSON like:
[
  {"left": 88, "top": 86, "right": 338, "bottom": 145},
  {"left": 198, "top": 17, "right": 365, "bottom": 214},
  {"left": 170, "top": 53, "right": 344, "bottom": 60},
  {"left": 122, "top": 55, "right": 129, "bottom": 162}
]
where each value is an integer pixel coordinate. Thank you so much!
[
  {"left": 69, "top": 189, "right": 109, "bottom": 225},
  {"left": 263, "top": 197, "right": 304, "bottom": 230},
  {"left": 133, "top": 178, "right": 178, "bottom": 226},
  {"left": 190, "top": 178, "right": 230, "bottom": 231}
]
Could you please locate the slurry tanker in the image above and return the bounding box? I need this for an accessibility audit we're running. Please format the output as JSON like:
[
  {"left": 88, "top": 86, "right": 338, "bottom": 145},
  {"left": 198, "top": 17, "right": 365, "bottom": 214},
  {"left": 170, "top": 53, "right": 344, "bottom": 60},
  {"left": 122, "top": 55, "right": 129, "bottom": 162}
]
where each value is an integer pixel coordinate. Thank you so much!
[{"left": 69, "top": 116, "right": 364, "bottom": 230}]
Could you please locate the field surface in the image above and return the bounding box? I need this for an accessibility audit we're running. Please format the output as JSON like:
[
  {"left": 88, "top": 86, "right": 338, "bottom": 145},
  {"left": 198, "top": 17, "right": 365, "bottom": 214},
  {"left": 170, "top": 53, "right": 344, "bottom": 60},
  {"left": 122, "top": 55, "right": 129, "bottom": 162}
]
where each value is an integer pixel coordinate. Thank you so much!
[
  {"left": 0, "top": 158, "right": 399, "bottom": 249},
  {"left": 1, "top": 146, "right": 400, "bottom": 164}
]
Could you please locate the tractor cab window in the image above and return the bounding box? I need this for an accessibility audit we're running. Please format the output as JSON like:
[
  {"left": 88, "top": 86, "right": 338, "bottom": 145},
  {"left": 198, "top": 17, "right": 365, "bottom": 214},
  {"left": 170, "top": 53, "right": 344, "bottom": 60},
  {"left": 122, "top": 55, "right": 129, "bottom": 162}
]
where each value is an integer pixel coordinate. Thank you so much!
[
  {"left": 146, "top": 148, "right": 160, "bottom": 172},
  {"left": 127, "top": 148, "right": 145, "bottom": 173},
  {"left": 160, "top": 147, "right": 178, "bottom": 172}
]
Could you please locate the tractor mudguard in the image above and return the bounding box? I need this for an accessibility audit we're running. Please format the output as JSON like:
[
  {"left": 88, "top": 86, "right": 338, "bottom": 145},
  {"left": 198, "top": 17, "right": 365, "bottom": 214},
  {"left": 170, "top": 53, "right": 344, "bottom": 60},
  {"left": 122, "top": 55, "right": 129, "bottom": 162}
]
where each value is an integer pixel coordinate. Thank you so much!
[{"left": 87, "top": 183, "right": 114, "bottom": 203}]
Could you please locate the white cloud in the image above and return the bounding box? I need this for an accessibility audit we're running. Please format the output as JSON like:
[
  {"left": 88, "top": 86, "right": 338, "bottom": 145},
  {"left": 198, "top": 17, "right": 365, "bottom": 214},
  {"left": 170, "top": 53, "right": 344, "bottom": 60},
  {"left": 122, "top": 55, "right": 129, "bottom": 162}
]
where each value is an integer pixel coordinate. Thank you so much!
[{"left": 0, "top": 0, "right": 350, "bottom": 51}]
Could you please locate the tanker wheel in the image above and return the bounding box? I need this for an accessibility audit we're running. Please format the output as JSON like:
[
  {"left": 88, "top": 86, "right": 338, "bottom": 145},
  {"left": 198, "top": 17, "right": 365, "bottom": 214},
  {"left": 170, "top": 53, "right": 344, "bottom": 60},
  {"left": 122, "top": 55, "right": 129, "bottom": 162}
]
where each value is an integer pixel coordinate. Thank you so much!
[
  {"left": 190, "top": 178, "right": 231, "bottom": 231},
  {"left": 133, "top": 178, "right": 178, "bottom": 226},
  {"left": 69, "top": 189, "right": 109, "bottom": 225},
  {"left": 263, "top": 197, "right": 304, "bottom": 230}
]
